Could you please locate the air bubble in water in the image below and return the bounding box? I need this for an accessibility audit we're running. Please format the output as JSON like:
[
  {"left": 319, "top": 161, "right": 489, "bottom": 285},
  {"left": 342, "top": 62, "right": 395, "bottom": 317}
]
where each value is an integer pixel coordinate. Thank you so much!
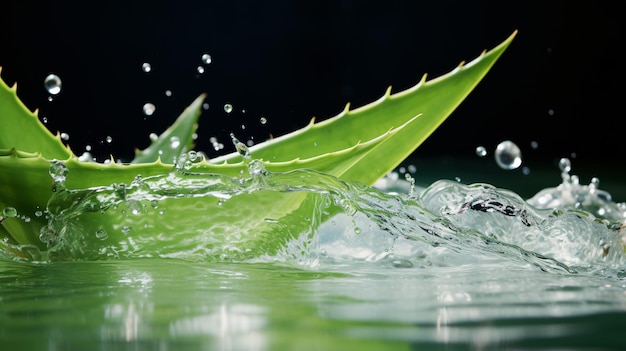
[
  {"left": 143, "top": 103, "right": 156, "bottom": 116},
  {"left": 202, "top": 54, "right": 212, "bottom": 64},
  {"left": 475, "top": 145, "right": 487, "bottom": 157},
  {"left": 142, "top": 62, "right": 151, "bottom": 73},
  {"left": 44, "top": 74, "right": 62, "bottom": 95},
  {"left": 224, "top": 104, "right": 233, "bottom": 113},
  {"left": 494, "top": 140, "right": 522, "bottom": 170}
]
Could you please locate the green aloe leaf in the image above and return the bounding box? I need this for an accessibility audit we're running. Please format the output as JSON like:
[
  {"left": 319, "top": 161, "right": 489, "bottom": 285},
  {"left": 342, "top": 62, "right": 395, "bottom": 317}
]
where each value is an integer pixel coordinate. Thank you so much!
[{"left": 0, "top": 31, "right": 517, "bottom": 257}]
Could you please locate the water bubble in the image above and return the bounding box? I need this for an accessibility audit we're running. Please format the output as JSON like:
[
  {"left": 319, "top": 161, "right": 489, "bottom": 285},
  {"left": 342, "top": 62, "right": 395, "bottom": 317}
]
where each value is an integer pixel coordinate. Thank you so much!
[
  {"left": 224, "top": 104, "right": 233, "bottom": 114},
  {"left": 558, "top": 158, "right": 572, "bottom": 173},
  {"left": 494, "top": 140, "right": 522, "bottom": 170},
  {"left": 105, "top": 136, "right": 113, "bottom": 144},
  {"left": 60, "top": 132, "right": 70, "bottom": 141},
  {"left": 165, "top": 90, "right": 172, "bottom": 97},
  {"left": 170, "top": 136, "right": 180, "bottom": 149},
  {"left": 44, "top": 74, "right": 62, "bottom": 95},
  {"left": 34, "top": 210, "right": 44, "bottom": 218},
  {"left": 475, "top": 145, "right": 487, "bottom": 157},
  {"left": 143, "top": 103, "right": 156, "bottom": 116},
  {"left": 407, "top": 164, "right": 417, "bottom": 173},
  {"left": 196, "top": 66, "right": 205, "bottom": 74},
  {"left": 260, "top": 117, "right": 267, "bottom": 125},
  {"left": 42, "top": 116, "right": 48, "bottom": 124},
  {"left": 95, "top": 229, "right": 108, "bottom": 240},
  {"left": 2, "top": 207, "right": 18, "bottom": 218},
  {"left": 392, "top": 259, "right": 414, "bottom": 268},
  {"left": 530, "top": 140, "right": 539, "bottom": 149},
  {"left": 201, "top": 54, "right": 212, "bottom": 64},
  {"left": 85, "top": 145, "right": 92, "bottom": 151},
  {"left": 141, "top": 62, "right": 151, "bottom": 73}
]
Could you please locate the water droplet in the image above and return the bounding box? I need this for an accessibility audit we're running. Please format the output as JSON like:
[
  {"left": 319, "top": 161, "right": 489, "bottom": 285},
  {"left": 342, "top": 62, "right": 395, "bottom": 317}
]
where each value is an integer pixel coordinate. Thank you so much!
[
  {"left": 106, "top": 136, "right": 113, "bottom": 144},
  {"left": 165, "top": 90, "right": 172, "bottom": 97},
  {"left": 475, "top": 145, "right": 487, "bottom": 157},
  {"left": 85, "top": 145, "right": 92, "bottom": 151},
  {"left": 95, "top": 229, "right": 108, "bottom": 240},
  {"left": 203, "top": 103, "right": 209, "bottom": 110},
  {"left": 260, "top": 117, "right": 267, "bottom": 125},
  {"left": 201, "top": 53, "right": 212, "bottom": 64},
  {"left": 121, "top": 225, "right": 132, "bottom": 234},
  {"left": 44, "top": 74, "right": 62, "bottom": 95},
  {"left": 142, "top": 62, "right": 151, "bottom": 73},
  {"left": 143, "top": 103, "right": 156, "bottom": 116},
  {"left": 230, "top": 133, "right": 250, "bottom": 159},
  {"left": 149, "top": 133, "right": 158, "bottom": 142},
  {"left": 42, "top": 116, "right": 48, "bottom": 124},
  {"left": 34, "top": 210, "right": 44, "bottom": 218},
  {"left": 558, "top": 158, "right": 572, "bottom": 173},
  {"left": 224, "top": 104, "right": 233, "bottom": 114},
  {"left": 530, "top": 140, "right": 539, "bottom": 149},
  {"left": 494, "top": 140, "right": 522, "bottom": 170},
  {"left": 2, "top": 207, "right": 18, "bottom": 218},
  {"left": 197, "top": 66, "right": 205, "bottom": 74},
  {"left": 60, "top": 132, "right": 70, "bottom": 141},
  {"left": 170, "top": 136, "right": 180, "bottom": 149}
]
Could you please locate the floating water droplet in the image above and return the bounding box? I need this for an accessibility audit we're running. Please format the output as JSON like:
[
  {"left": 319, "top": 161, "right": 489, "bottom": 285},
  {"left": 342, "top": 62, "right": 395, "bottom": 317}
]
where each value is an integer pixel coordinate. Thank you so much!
[
  {"left": 143, "top": 103, "right": 156, "bottom": 116},
  {"left": 42, "top": 116, "right": 48, "bottom": 124},
  {"left": 85, "top": 145, "right": 92, "bottom": 151},
  {"left": 475, "top": 145, "right": 487, "bottom": 157},
  {"left": 494, "top": 140, "right": 522, "bottom": 170},
  {"left": 142, "top": 62, "right": 151, "bottom": 73},
  {"left": 105, "top": 136, "right": 113, "bottom": 144},
  {"left": 201, "top": 53, "right": 212, "bottom": 64},
  {"left": 149, "top": 133, "right": 158, "bottom": 142},
  {"left": 230, "top": 133, "right": 250, "bottom": 159},
  {"left": 44, "top": 74, "right": 62, "bottom": 95},
  {"left": 224, "top": 104, "right": 233, "bottom": 113},
  {"left": 260, "top": 117, "right": 267, "bottom": 125},
  {"left": 60, "top": 132, "right": 69, "bottom": 141},
  {"left": 165, "top": 90, "right": 172, "bottom": 97},
  {"left": 530, "top": 140, "right": 539, "bottom": 149},
  {"left": 170, "top": 136, "right": 180, "bottom": 149},
  {"left": 2, "top": 207, "right": 17, "bottom": 218},
  {"left": 34, "top": 210, "right": 43, "bottom": 218},
  {"left": 559, "top": 158, "right": 572, "bottom": 173},
  {"left": 203, "top": 103, "right": 209, "bottom": 110},
  {"left": 196, "top": 66, "right": 205, "bottom": 74}
]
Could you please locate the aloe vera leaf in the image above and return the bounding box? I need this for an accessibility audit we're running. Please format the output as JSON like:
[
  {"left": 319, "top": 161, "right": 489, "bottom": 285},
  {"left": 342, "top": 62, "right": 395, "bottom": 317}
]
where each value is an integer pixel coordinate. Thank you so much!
[
  {"left": 130, "top": 94, "right": 206, "bottom": 164},
  {"left": 0, "top": 31, "right": 516, "bottom": 253},
  {"left": 0, "top": 68, "right": 71, "bottom": 159},
  {"left": 213, "top": 30, "right": 517, "bottom": 185}
]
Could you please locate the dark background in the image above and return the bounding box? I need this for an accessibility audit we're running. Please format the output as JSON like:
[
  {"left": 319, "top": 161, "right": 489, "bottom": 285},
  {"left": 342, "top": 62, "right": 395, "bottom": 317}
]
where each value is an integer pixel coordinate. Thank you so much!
[{"left": 1, "top": 1, "right": 624, "bottom": 199}]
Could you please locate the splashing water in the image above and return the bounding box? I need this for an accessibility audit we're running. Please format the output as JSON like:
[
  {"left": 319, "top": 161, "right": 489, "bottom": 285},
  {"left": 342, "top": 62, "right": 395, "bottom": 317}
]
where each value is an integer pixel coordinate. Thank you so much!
[{"left": 2, "top": 152, "right": 624, "bottom": 280}]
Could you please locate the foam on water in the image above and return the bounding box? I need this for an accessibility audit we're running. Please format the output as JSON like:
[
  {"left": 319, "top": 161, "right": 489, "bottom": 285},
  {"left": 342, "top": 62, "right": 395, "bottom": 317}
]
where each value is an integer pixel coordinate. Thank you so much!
[{"left": 2, "top": 154, "right": 624, "bottom": 280}]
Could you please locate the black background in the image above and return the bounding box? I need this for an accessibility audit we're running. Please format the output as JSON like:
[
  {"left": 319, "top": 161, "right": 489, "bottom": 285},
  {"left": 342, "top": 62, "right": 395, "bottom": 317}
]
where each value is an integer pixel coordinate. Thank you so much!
[{"left": 1, "top": 1, "right": 624, "bottom": 198}]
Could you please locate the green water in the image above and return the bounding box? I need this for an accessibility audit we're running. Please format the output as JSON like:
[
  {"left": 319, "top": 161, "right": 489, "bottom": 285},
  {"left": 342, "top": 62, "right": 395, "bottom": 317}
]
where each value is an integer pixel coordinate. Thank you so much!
[{"left": 1, "top": 258, "right": 625, "bottom": 350}]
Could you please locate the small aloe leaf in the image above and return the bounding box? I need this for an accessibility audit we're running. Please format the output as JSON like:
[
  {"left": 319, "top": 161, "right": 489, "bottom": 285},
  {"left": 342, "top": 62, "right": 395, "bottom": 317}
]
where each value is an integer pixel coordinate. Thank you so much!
[
  {"left": 131, "top": 94, "right": 206, "bottom": 164},
  {"left": 0, "top": 31, "right": 517, "bottom": 256}
]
